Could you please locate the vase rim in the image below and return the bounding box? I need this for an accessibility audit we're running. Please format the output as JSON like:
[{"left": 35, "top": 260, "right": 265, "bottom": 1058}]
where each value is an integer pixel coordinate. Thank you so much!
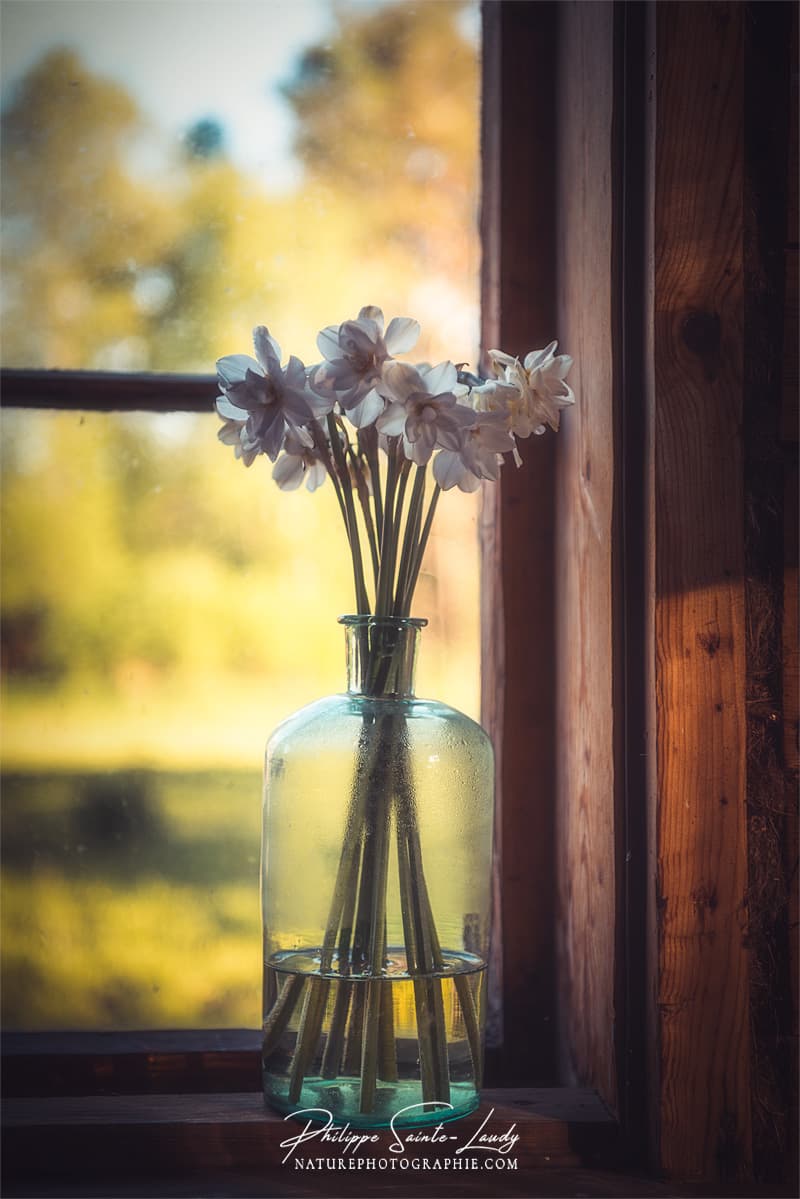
[{"left": 338, "top": 614, "right": 428, "bottom": 629}]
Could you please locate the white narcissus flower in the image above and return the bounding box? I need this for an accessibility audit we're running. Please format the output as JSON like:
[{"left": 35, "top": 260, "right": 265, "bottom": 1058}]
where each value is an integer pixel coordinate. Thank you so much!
[
  {"left": 314, "top": 305, "right": 420, "bottom": 428},
  {"left": 217, "top": 416, "right": 261, "bottom": 467},
  {"left": 376, "top": 360, "right": 475, "bottom": 466},
  {"left": 272, "top": 430, "right": 328, "bottom": 493},
  {"left": 215, "top": 326, "right": 318, "bottom": 462},
  {"left": 486, "top": 340, "right": 575, "bottom": 439},
  {"left": 433, "top": 411, "right": 516, "bottom": 492}
]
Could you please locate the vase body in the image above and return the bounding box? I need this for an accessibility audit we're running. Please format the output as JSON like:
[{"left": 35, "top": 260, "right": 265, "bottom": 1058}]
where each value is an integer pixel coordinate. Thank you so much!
[{"left": 261, "top": 616, "right": 494, "bottom": 1128}]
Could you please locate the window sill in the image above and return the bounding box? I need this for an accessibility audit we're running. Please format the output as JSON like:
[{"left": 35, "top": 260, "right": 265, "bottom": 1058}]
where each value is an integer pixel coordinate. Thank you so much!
[
  {"left": 2, "top": 1030, "right": 619, "bottom": 1194},
  {"left": 3, "top": 1033, "right": 793, "bottom": 1198}
]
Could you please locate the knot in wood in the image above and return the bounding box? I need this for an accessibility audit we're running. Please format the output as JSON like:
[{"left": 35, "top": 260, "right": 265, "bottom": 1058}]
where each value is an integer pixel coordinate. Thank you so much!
[{"left": 680, "top": 310, "right": 721, "bottom": 357}]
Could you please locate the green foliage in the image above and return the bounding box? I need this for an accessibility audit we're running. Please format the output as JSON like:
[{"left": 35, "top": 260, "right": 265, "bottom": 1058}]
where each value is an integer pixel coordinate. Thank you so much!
[{"left": 1, "top": 769, "right": 262, "bottom": 1028}]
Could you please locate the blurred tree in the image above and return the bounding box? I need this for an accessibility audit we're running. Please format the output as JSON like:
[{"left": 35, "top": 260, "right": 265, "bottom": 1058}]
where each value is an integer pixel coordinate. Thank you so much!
[
  {"left": 0, "top": 1, "right": 480, "bottom": 703},
  {"left": 1, "top": 49, "right": 181, "bottom": 369},
  {"left": 183, "top": 117, "right": 226, "bottom": 161},
  {"left": 283, "top": 0, "right": 478, "bottom": 279}
]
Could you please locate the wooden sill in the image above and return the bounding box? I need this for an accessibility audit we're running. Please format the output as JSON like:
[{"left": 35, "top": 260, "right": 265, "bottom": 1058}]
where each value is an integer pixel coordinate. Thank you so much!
[
  {"left": 3, "top": 1035, "right": 794, "bottom": 1197},
  {"left": 2, "top": 1030, "right": 620, "bottom": 1194}
]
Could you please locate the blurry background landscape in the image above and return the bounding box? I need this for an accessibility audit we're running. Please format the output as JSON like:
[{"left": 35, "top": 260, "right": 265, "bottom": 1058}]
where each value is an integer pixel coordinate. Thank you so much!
[{"left": 0, "top": 0, "right": 481, "bottom": 1029}]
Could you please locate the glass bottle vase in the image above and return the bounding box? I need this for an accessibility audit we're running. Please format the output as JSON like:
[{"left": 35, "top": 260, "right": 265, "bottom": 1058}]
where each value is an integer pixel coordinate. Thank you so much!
[{"left": 261, "top": 615, "right": 494, "bottom": 1128}]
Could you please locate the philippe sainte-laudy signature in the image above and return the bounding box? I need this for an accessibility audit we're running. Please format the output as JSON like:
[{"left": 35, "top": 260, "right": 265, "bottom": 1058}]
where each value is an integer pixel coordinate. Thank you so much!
[{"left": 279, "top": 1104, "right": 521, "bottom": 1165}]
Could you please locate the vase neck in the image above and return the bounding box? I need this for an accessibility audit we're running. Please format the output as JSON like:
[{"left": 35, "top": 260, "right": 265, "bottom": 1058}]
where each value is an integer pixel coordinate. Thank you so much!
[{"left": 341, "top": 616, "right": 426, "bottom": 699}]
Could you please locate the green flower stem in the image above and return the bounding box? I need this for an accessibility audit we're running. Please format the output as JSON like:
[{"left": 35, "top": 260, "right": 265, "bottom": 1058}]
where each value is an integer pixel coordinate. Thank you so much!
[
  {"left": 347, "top": 442, "right": 380, "bottom": 588},
  {"left": 262, "top": 973, "right": 305, "bottom": 1059},
  {"left": 376, "top": 451, "right": 411, "bottom": 620},
  {"left": 401, "top": 484, "right": 441, "bottom": 616},
  {"left": 328, "top": 414, "right": 369, "bottom": 614},
  {"left": 288, "top": 976, "right": 330, "bottom": 1103},
  {"left": 394, "top": 744, "right": 451, "bottom": 1105},
  {"left": 454, "top": 972, "right": 483, "bottom": 1089},
  {"left": 343, "top": 985, "right": 366, "bottom": 1075},
  {"left": 357, "top": 747, "right": 392, "bottom": 1112},
  {"left": 375, "top": 446, "right": 400, "bottom": 618},
  {"left": 315, "top": 428, "right": 349, "bottom": 532},
  {"left": 393, "top": 465, "right": 426, "bottom": 616},
  {"left": 361, "top": 431, "right": 383, "bottom": 544},
  {"left": 404, "top": 827, "right": 482, "bottom": 1086},
  {"left": 378, "top": 975, "right": 398, "bottom": 1083},
  {"left": 320, "top": 979, "right": 352, "bottom": 1079}
]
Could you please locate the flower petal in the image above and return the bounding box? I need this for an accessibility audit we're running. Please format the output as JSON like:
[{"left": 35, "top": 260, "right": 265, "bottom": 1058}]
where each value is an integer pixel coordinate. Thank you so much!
[
  {"left": 384, "top": 316, "right": 420, "bottom": 355},
  {"left": 457, "top": 470, "right": 482, "bottom": 493},
  {"left": 253, "top": 326, "right": 282, "bottom": 375},
  {"left": 272, "top": 453, "right": 304, "bottom": 491},
  {"left": 261, "top": 414, "right": 287, "bottom": 461},
  {"left": 379, "top": 360, "right": 424, "bottom": 404},
  {"left": 523, "top": 341, "right": 557, "bottom": 371},
  {"left": 433, "top": 449, "right": 467, "bottom": 490},
  {"left": 216, "top": 395, "right": 249, "bottom": 421},
  {"left": 217, "top": 353, "right": 260, "bottom": 386},
  {"left": 358, "top": 305, "right": 385, "bottom": 333},
  {"left": 421, "top": 360, "right": 457, "bottom": 395},
  {"left": 346, "top": 388, "right": 385, "bottom": 429},
  {"left": 376, "top": 400, "right": 408, "bottom": 437},
  {"left": 316, "top": 326, "right": 341, "bottom": 362},
  {"left": 305, "top": 461, "right": 328, "bottom": 492}
]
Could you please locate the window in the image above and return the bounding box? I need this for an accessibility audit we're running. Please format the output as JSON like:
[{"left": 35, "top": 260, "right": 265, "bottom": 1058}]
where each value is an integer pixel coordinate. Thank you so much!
[{"left": 1, "top": 0, "right": 483, "bottom": 1032}]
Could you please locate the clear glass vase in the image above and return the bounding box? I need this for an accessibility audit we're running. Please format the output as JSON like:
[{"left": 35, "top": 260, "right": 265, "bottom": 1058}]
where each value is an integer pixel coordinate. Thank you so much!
[{"left": 261, "top": 615, "right": 494, "bottom": 1128}]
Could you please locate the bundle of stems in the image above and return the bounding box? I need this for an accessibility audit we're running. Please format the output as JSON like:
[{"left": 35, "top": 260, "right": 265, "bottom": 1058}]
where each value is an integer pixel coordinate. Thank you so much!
[{"left": 261, "top": 421, "right": 482, "bottom": 1113}]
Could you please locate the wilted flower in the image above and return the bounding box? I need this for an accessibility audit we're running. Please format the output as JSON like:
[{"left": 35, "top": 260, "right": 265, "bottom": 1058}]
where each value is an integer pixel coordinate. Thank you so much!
[
  {"left": 216, "top": 326, "right": 318, "bottom": 461},
  {"left": 376, "top": 360, "right": 474, "bottom": 466},
  {"left": 314, "top": 306, "right": 420, "bottom": 427}
]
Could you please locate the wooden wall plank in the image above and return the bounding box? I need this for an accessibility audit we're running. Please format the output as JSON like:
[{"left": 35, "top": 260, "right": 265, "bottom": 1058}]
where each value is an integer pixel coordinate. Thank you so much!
[
  {"left": 650, "top": 2, "right": 752, "bottom": 1181},
  {"left": 553, "top": 0, "right": 617, "bottom": 1114},
  {"left": 480, "top": 0, "right": 559, "bottom": 1083}
]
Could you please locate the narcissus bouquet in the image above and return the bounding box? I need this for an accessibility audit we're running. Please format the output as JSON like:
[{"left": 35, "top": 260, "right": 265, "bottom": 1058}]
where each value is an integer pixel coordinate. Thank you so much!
[
  {"left": 215, "top": 307, "right": 573, "bottom": 1120},
  {"left": 215, "top": 305, "right": 574, "bottom": 620}
]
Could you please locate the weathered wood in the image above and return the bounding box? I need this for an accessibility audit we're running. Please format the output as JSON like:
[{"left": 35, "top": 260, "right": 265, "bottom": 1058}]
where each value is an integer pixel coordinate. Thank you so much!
[
  {"left": 480, "top": 0, "right": 559, "bottom": 1082},
  {"left": 0, "top": 369, "right": 216, "bottom": 412},
  {"left": 1, "top": 1030, "right": 262, "bottom": 1098},
  {"left": 552, "top": 0, "right": 617, "bottom": 1120},
  {"left": 650, "top": 1, "right": 751, "bottom": 1181},
  {"left": 741, "top": 2, "right": 797, "bottom": 1179},
  {"left": 2, "top": 1089, "right": 616, "bottom": 1183}
]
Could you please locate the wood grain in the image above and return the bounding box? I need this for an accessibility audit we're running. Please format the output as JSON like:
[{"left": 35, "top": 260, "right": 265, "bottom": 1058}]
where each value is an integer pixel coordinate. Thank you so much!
[
  {"left": 552, "top": 0, "right": 617, "bottom": 1114},
  {"left": 480, "top": 0, "right": 559, "bottom": 1083},
  {"left": 651, "top": 2, "right": 751, "bottom": 1180},
  {"left": 2, "top": 1089, "right": 615, "bottom": 1182}
]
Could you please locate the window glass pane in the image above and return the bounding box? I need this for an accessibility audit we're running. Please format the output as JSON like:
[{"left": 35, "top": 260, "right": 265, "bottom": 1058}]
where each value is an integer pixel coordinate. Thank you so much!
[
  {"left": 0, "top": 0, "right": 481, "bottom": 1029},
  {"left": 1, "top": 409, "right": 481, "bottom": 1029},
  {"left": 1, "top": 0, "right": 480, "bottom": 371}
]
